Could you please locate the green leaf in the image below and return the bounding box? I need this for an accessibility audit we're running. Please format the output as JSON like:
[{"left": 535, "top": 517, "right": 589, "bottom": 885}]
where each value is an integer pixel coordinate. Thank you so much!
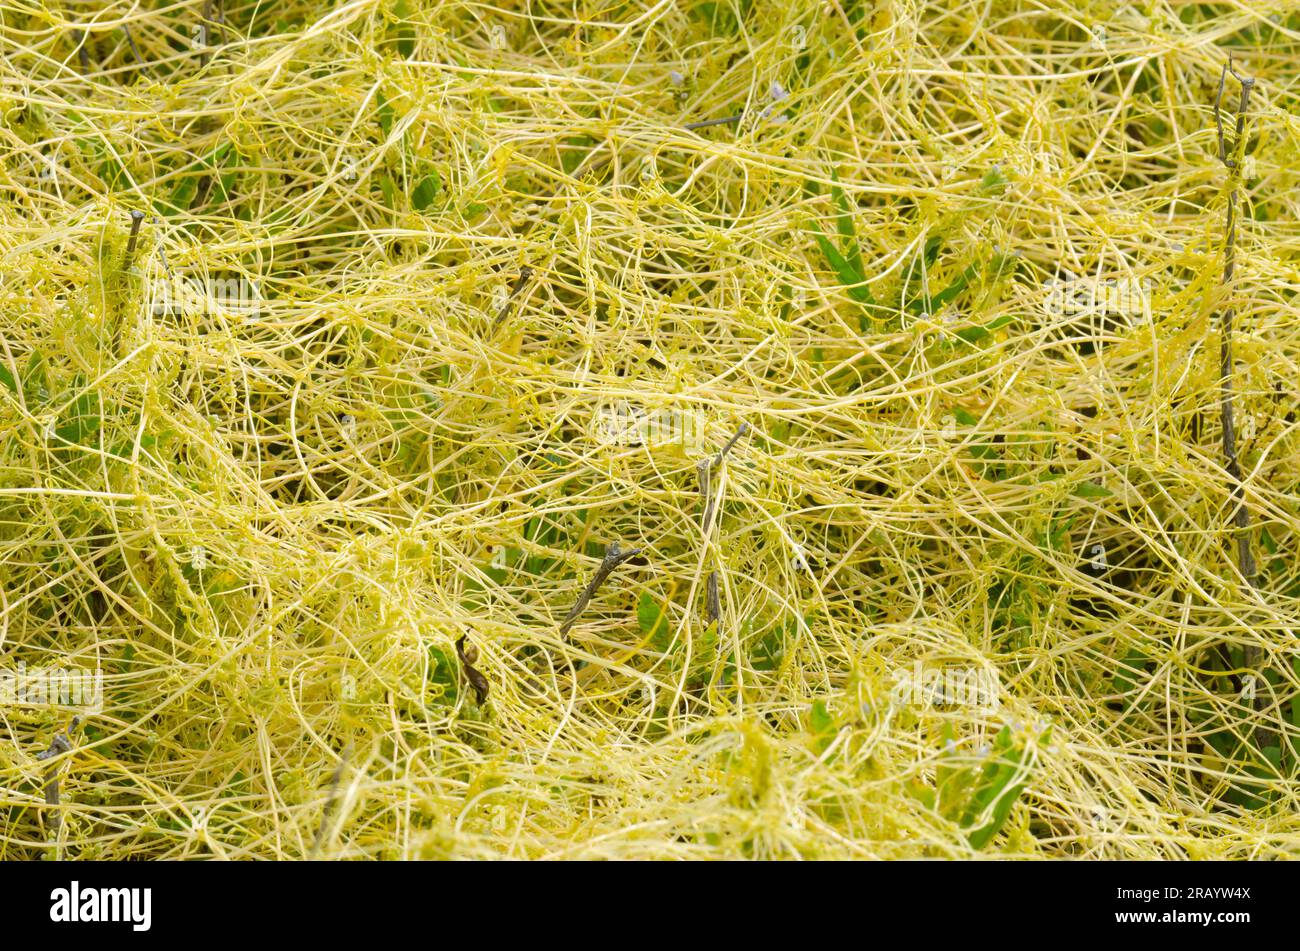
[
  {"left": 98, "top": 153, "right": 130, "bottom": 192},
  {"left": 750, "top": 619, "right": 785, "bottom": 671},
  {"left": 906, "top": 778, "right": 937, "bottom": 811},
  {"left": 1292, "top": 655, "right": 1300, "bottom": 732},
  {"left": 1261, "top": 745, "right": 1283, "bottom": 771},
  {"left": 900, "top": 235, "right": 944, "bottom": 310},
  {"left": 979, "top": 165, "right": 1010, "bottom": 196},
  {"left": 54, "top": 384, "right": 101, "bottom": 446},
  {"left": 168, "top": 174, "right": 198, "bottom": 213},
  {"left": 482, "top": 546, "right": 514, "bottom": 585},
  {"left": 829, "top": 169, "right": 864, "bottom": 283},
  {"left": 955, "top": 325, "right": 989, "bottom": 344},
  {"left": 410, "top": 171, "right": 440, "bottom": 211},
  {"left": 1072, "top": 481, "right": 1113, "bottom": 498},
  {"left": 377, "top": 173, "right": 398, "bottom": 210},
  {"left": 637, "top": 592, "right": 670, "bottom": 650},
  {"left": 1113, "top": 646, "right": 1148, "bottom": 695},
  {"left": 968, "top": 770, "right": 1030, "bottom": 848},
  {"left": 807, "top": 174, "right": 874, "bottom": 307},
  {"left": 523, "top": 514, "right": 560, "bottom": 575},
  {"left": 426, "top": 645, "right": 458, "bottom": 704},
  {"left": 954, "top": 315, "right": 1013, "bottom": 344},
  {"left": 962, "top": 728, "right": 1023, "bottom": 844},
  {"left": 23, "top": 349, "right": 48, "bottom": 403},
  {"left": 393, "top": 0, "right": 416, "bottom": 57},
  {"left": 205, "top": 142, "right": 238, "bottom": 204},
  {"left": 811, "top": 226, "right": 872, "bottom": 303},
  {"left": 561, "top": 135, "right": 596, "bottom": 175},
  {"left": 376, "top": 92, "right": 395, "bottom": 138},
  {"left": 809, "top": 699, "right": 834, "bottom": 750},
  {"left": 926, "top": 260, "right": 982, "bottom": 313}
]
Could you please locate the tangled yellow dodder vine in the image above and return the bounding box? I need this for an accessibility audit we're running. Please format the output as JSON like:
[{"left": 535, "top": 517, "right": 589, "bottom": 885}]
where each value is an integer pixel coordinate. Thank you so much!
[{"left": 1, "top": 0, "right": 1299, "bottom": 859}]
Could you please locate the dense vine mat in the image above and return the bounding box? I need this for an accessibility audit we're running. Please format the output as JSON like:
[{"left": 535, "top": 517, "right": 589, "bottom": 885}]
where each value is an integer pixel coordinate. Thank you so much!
[{"left": 1, "top": 0, "right": 1299, "bottom": 858}]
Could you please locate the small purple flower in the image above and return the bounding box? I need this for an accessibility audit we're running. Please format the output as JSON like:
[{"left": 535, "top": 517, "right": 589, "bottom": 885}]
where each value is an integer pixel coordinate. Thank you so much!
[{"left": 756, "top": 81, "right": 792, "bottom": 122}]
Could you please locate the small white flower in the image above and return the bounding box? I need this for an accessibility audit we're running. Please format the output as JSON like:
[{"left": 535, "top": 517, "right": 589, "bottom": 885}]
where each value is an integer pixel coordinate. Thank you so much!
[
  {"left": 669, "top": 70, "right": 685, "bottom": 87},
  {"left": 1240, "top": 413, "right": 1257, "bottom": 443},
  {"left": 769, "top": 81, "right": 788, "bottom": 102}
]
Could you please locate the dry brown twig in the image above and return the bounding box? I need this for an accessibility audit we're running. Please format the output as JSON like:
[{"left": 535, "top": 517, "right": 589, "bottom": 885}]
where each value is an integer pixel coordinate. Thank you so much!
[
  {"left": 558, "top": 541, "right": 644, "bottom": 637},
  {"left": 309, "top": 743, "right": 353, "bottom": 860},
  {"left": 456, "top": 634, "right": 491, "bottom": 703},
  {"left": 1211, "top": 58, "right": 1272, "bottom": 748},
  {"left": 698, "top": 423, "right": 749, "bottom": 628},
  {"left": 36, "top": 716, "right": 81, "bottom": 835}
]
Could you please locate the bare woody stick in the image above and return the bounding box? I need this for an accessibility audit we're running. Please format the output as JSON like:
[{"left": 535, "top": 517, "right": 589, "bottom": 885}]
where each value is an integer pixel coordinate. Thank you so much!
[
  {"left": 122, "top": 25, "right": 144, "bottom": 69},
  {"left": 685, "top": 114, "right": 744, "bottom": 131},
  {"left": 700, "top": 423, "right": 749, "bottom": 533},
  {"left": 490, "top": 265, "right": 534, "bottom": 333},
  {"left": 73, "top": 31, "right": 90, "bottom": 72},
  {"left": 197, "top": 0, "right": 227, "bottom": 67},
  {"left": 1211, "top": 59, "right": 1271, "bottom": 747},
  {"left": 705, "top": 572, "right": 721, "bottom": 627},
  {"left": 558, "top": 541, "right": 643, "bottom": 636},
  {"left": 698, "top": 423, "right": 749, "bottom": 626},
  {"left": 36, "top": 717, "right": 80, "bottom": 835},
  {"left": 309, "top": 744, "right": 353, "bottom": 859},
  {"left": 456, "top": 634, "right": 490, "bottom": 704},
  {"left": 124, "top": 210, "right": 145, "bottom": 260}
]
